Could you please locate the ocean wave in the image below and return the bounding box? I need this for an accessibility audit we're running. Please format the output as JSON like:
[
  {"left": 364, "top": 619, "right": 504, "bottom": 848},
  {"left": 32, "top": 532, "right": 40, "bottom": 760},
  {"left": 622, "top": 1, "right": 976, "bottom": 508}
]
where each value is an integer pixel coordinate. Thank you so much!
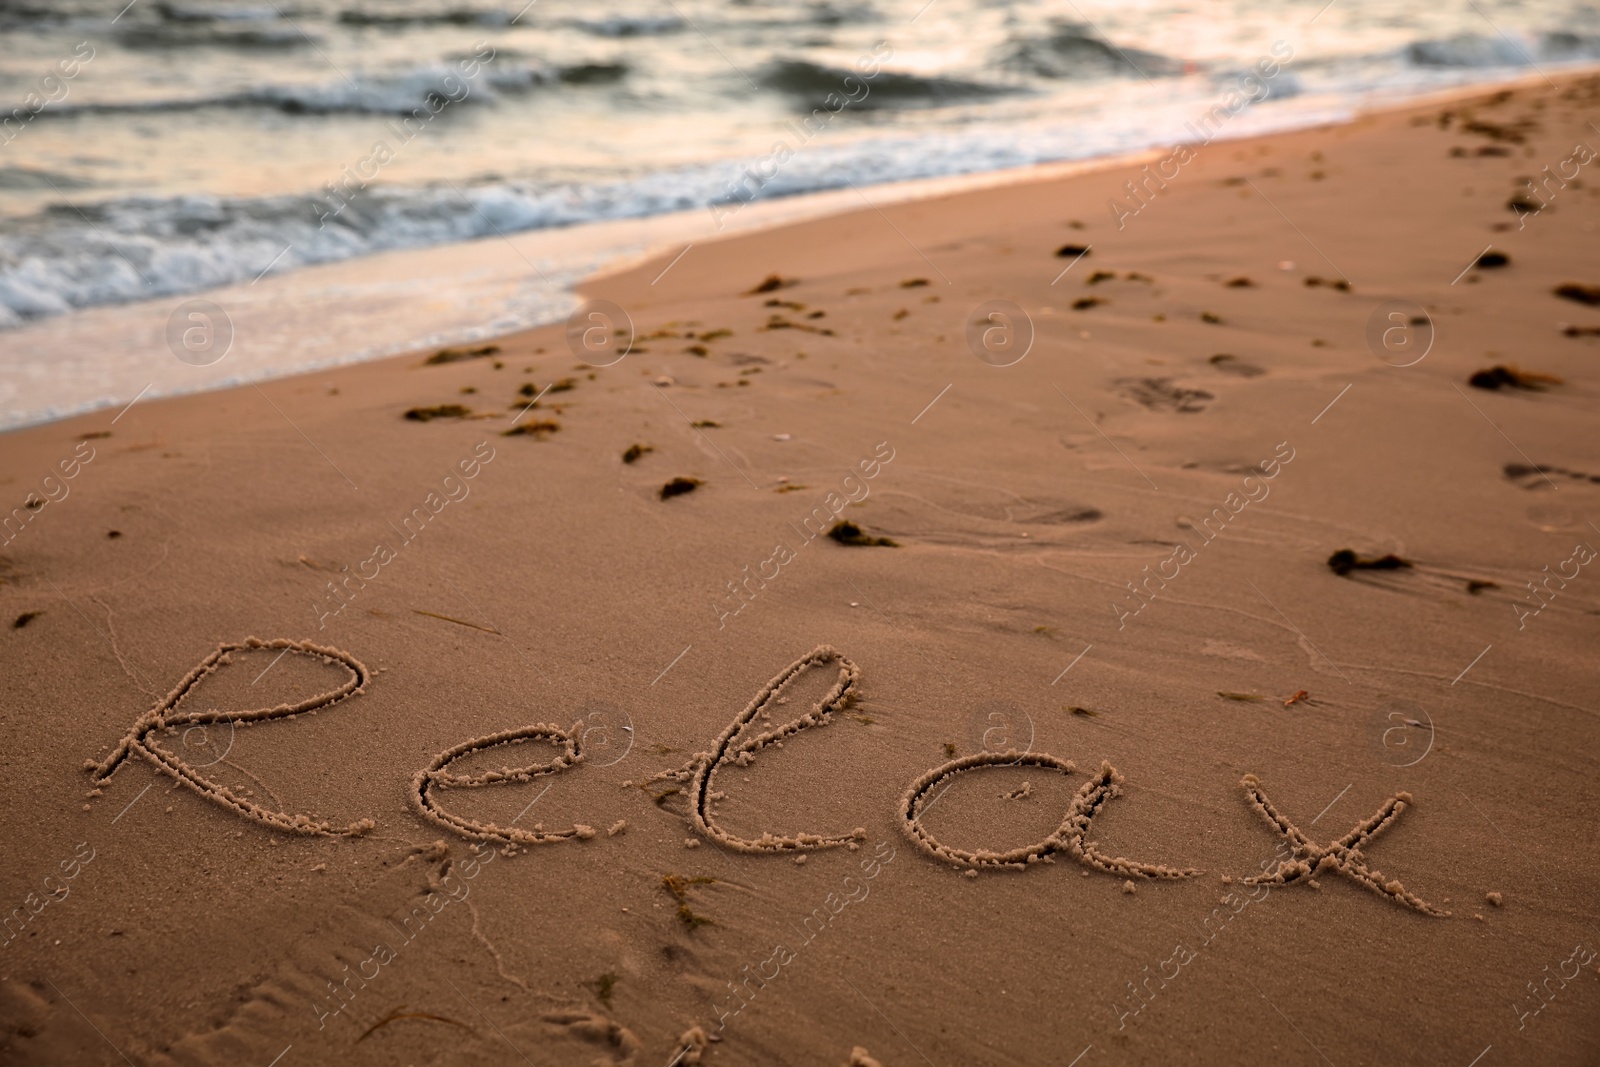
[
  {"left": 26, "top": 60, "right": 618, "bottom": 120},
  {"left": 760, "top": 59, "right": 1015, "bottom": 110},
  {"left": 565, "top": 4, "right": 865, "bottom": 37},
  {"left": 794, "top": 3, "right": 857, "bottom": 27},
  {"left": 1407, "top": 33, "right": 1539, "bottom": 67},
  {"left": 0, "top": 166, "right": 92, "bottom": 191},
  {"left": 1001, "top": 22, "right": 1182, "bottom": 80},
  {"left": 117, "top": 22, "right": 311, "bottom": 49},
  {"left": 36, "top": 81, "right": 493, "bottom": 118},
  {"left": 4, "top": 1, "right": 1597, "bottom": 336},
  {"left": 556, "top": 61, "right": 629, "bottom": 85},
  {"left": 0, "top": 175, "right": 710, "bottom": 323},
  {"left": 0, "top": 98, "right": 1330, "bottom": 326},
  {"left": 336, "top": 7, "right": 511, "bottom": 27},
  {"left": 153, "top": 2, "right": 287, "bottom": 21},
  {"left": 0, "top": 0, "right": 99, "bottom": 27},
  {"left": 568, "top": 14, "right": 683, "bottom": 37},
  {"left": 1532, "top": 31, "right": 1600, "bottom": 61},
  {"left": 1405, "top": 30, "right": 1600, "bottom": 68}
]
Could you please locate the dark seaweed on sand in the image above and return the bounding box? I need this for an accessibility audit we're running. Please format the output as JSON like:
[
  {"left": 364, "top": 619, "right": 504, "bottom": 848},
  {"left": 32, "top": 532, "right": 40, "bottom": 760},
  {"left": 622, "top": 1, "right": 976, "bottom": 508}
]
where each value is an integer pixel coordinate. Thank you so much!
[
  {"left": 404, "top": 404, "right": 471, "bottom": 421},
  {"left": 1327, "top": 549, "right": 1413, "bottom": 576},
  {"left": 1468, "top": 365, "right": 1562, "bottom": 391},
  {"left": 502, "top": 419, "right": 560, "bottom": 438},
  {"left": 423, "top": 344, "right": 500, "bottom": 365},
  {"left": 590, "top": 973, "right": 618, "bottom": 1007},
  {"left": 1554, "top": 283, "right": 1600, "bottom": 306},
  {"left": 659, "top": 477, "right": 701, "bottom": 500},
  {"left": 662, "top": 874, "right": 716, "bottom": 929},
  {"left": 745, "top": 274, "right": 797, "bottom": 295},
  {"left": 827, "top": 520, "right": 897, "bottom": 547}
]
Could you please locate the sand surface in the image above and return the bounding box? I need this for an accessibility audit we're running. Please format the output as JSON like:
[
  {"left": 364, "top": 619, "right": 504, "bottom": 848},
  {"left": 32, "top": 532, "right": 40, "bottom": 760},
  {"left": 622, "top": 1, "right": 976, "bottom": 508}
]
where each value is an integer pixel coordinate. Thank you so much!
[{"left": 3, "top": 73, "right": 1600, "bottom": 1066}]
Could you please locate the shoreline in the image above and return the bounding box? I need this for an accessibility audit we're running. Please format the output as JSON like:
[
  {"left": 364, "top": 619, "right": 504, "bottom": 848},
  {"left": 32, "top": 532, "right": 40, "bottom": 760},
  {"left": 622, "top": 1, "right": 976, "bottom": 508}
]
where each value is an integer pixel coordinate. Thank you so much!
[{"left": 3, "top": 63, "right": 1596, "bottom": 436}]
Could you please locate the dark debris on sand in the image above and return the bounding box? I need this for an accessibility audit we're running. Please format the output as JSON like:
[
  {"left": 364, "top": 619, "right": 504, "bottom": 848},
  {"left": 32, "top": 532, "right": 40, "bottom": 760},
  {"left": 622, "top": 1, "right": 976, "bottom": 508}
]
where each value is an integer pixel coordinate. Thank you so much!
[
  {"left": 659, "top": 477, "right": 701, "bottom": 500},
  {"left": 404, "top": 404, "right": 472, "bottom": 421},
  {"left": 827, "top": 521, "right": 897, "bottom": 547},
  {"left": 1327, "top": 549, "right": 1413, "bottom": 577},
  {"left": 1468, "top": 365, "right": 1562, "bottom": 391}
]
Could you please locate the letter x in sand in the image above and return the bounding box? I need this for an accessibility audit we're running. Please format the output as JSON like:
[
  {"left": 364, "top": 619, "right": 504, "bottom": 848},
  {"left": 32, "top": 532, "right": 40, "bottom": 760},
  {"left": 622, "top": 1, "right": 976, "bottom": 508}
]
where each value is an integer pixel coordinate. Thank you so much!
[{"left": 1239, "top": 775, "right": 1448, "bottom": 916}]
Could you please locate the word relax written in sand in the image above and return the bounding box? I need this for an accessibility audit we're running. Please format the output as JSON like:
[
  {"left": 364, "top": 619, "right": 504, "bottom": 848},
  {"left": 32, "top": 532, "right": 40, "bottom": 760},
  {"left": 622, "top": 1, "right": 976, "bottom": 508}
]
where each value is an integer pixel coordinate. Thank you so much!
[{"left": 86, "top": 643, "right": 1445, "bottom": 913}]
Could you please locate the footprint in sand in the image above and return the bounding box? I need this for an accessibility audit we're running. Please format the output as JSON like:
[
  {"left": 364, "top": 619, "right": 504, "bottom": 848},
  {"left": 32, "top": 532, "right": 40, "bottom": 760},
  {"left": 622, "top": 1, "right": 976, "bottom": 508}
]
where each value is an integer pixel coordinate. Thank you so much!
[
  {"left": 899, "top": 752, "right": 1201, "bottom": 879},
  {"left": 866, "top": 489, "right": 1102, "bottom": 552},
  {"left": 1115, "top": 377, "right": 1214, "bottom": 413},
  {"left": 87, "top": 637, "right": 375, "bottom": 836},
  {"left": 955, "top": 496, "right": 1104, "bottom": 526},
  {"left": 646, "top": 645, "right": 867, "bottom": 854},
  {"left": 1207, "top": 353, "right": 1265, "bottom": 378},
  {"left": 1525, "top": 502, "right": 1589, "bottom": 532},
  {"left": 540, "top": 1010, "right": 641, "bottom": 1064}
]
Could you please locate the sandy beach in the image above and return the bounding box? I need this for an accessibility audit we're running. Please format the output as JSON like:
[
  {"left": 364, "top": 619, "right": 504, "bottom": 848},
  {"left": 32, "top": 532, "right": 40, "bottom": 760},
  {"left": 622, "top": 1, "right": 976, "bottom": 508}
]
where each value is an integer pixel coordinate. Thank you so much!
[{"left": 3, "top": 71, "right": 1600, "bottom": 1066}]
